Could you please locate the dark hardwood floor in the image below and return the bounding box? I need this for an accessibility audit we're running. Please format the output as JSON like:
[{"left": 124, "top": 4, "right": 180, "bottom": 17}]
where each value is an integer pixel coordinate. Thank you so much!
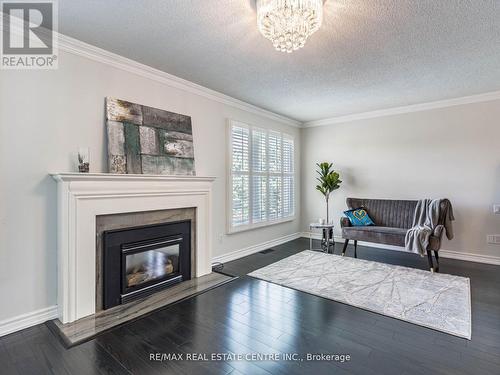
[{"left": 1, "top": 238, "right": 499, "bottom": 374}]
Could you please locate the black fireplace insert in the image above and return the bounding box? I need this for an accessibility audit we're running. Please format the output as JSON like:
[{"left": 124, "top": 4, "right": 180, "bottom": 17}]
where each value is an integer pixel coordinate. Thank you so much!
[{"left": 102, "top": 220, "right": 191, "bottom": 309}]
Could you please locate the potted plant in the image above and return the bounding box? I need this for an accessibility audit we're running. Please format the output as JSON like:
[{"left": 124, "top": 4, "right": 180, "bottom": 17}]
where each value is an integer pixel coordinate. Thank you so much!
[{"left": 315, "top": 162, "right": 342, "bottom": 249}]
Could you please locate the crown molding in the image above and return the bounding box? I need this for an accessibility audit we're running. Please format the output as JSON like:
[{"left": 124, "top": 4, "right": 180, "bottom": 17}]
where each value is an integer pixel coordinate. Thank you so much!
[
  {"left": 3, "top": 14, "right": 299, "bottom": 126},
  {"left": 302, "top": 90, "right": 500, "bottom": 128},
  {"left": 56, "top": 33, "right": 301, "bottom": 128},
  {"left": 4, "top": 13, "right": 499, "bottom": 129}
]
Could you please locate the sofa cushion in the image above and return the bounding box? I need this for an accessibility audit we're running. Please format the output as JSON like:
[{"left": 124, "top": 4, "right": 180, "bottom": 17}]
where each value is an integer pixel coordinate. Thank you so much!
[
  {"left": 343, "top": 207, "right": 375, "bottom": 226},
  {"left": 342, "top": 226, "right": 407, "bottom": 247}
]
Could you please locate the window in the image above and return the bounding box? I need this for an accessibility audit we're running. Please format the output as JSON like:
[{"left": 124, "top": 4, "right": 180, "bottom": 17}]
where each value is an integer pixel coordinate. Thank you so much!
[{"left": 228, "top": 120, "right": 295, "bottom": 232}]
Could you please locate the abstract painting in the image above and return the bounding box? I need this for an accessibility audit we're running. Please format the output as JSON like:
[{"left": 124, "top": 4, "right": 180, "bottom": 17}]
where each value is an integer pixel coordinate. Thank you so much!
[{"left": 105, "top": 98, "right": 195, "bottom": 175}]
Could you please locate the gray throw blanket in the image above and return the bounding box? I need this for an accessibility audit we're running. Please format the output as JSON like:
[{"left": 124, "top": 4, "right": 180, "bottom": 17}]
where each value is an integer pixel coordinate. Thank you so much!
[{"left": 405, "top": 199, "right": 454, "bottom": 256}]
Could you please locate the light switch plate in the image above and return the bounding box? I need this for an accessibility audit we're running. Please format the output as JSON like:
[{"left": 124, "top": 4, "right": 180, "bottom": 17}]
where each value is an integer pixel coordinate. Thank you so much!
[
  {"left": 494, "top": 204, "right": 500, "bottom": 214},
  {"left": 487, "top": 235, "right": 500, "bottom": 244}
]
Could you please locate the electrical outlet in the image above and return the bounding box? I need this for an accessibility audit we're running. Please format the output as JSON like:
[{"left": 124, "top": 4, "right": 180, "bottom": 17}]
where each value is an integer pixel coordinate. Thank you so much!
[
  {"left": 487, "top": 235, "right": 500, "bottom": 245},
  {"left": 494, "top": 204, "right": 500, "bottom": 214}
]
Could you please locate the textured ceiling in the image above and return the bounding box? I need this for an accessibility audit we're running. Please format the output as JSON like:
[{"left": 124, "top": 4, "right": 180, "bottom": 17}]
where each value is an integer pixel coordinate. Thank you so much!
[{"left": 58, "top": 0, "right": 500, "bottom": 122}]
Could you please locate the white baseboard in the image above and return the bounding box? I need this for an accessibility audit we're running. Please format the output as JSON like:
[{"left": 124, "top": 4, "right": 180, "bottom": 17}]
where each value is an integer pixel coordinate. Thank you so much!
[
  {"left": 437, "top": 249, "right": 500, "bottom": 266},
  {"left": 212, "top": 232, "right": 302, "bottom": 264},
  {"left": 301, "top": 232, "right": 500, "bottom": 266},
  {"left": 0, "top": 306, "right": 58, "bottom": 338}
]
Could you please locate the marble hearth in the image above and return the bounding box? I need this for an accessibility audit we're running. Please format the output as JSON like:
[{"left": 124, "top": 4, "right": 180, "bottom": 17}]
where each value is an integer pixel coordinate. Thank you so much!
[{"left": 51, "top": 173, "right": 215, "bottom": 324}]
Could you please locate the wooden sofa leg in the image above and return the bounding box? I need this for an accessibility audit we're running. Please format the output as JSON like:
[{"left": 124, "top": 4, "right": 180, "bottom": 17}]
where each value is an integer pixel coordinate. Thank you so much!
[
  {"left": 342, "top": 239, "right": 349, "bottom": 256},
  {"left": 434, "top": 251, "right": 440, "bottom": 272},
  {"left": 426, "top": 250, "right": 434, "bottom": 272},
  {"left": 354, "top": 240, "right": 358, "bottom": 258}
]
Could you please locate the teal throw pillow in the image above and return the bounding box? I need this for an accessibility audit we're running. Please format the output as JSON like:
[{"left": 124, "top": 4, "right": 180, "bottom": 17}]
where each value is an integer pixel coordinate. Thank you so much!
[{"left": 344, "top": 207, "right": 375, "bottom": 226}]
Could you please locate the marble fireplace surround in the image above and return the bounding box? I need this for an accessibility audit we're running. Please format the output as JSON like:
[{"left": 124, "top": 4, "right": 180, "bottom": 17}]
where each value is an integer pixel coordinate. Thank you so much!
[
  {"left": 95, "top": 207, "right": 197, "bottom": 312},
  {"left": 51, "top": 173, "right": 215, "bottom": 324}
]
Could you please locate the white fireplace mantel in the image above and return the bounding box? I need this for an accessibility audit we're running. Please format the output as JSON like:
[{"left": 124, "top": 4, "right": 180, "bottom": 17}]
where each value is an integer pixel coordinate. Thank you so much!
[{"left": 51, "top": 173, "right": 216, "bottom": 323}]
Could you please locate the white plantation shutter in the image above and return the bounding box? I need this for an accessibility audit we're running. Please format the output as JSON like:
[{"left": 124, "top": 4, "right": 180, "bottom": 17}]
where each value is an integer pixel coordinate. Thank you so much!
[
  {"left": 283, "top": 136, "right": 294, "bottom": 174},
  {"left": 231, "top": 125, "right": 250, "bottom": 226},
  {"left": 252, "top": 175, "right": 267, "bottom": 223},
  {"left": 231, "top": 125, "right": 249, "bottom": 172},
  {"left": 229, "top": 121, "right": 294, "bottom": 231},
  {"left": 268, "top": 176, "right": 282, "bottom": 220},
  {"left": 283, "top": 135, "right": 294, "bottom": 217},
  {"left": 251, "top": 129, "right": 267, "bottom": 173},
  {"left": 268, "top": 131, "right": 282, "bottom": 173},
  {"left": 251, "top": 128, "right": 267, "bottom": 223},
  {"left": 283, "top": 175, "right": 294, "bottom": 217},
  {"left": 232, "top": 175, "right": 249, "bottom": 226}
]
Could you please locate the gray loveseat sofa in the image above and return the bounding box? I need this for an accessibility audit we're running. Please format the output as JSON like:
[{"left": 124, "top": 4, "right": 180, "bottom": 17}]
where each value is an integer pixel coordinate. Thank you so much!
[{"left": 341, "top": 198, "right": 450, "bottom": 272}]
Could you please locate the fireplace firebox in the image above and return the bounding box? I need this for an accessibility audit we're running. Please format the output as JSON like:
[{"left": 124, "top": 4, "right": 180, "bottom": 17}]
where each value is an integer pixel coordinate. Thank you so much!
[{"left": 102, "top": 220, "right": 191, "bottom": 309}]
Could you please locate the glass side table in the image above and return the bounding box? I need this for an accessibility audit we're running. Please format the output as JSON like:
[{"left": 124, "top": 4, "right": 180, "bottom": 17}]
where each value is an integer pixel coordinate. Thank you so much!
[{"left": 309, "top": 223, "right": 335, "bottom": 253}]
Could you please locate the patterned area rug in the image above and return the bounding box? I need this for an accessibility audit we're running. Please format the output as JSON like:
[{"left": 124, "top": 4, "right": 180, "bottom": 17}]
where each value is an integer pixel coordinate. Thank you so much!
[{"left": 249, "top": 250, "right": 471, "bottom": 339}]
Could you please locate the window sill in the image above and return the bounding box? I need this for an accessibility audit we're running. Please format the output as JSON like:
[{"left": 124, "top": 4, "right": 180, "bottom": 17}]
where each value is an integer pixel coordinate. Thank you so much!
[{"left": 227, "top": 216, "right": 296, "bottom": 235}]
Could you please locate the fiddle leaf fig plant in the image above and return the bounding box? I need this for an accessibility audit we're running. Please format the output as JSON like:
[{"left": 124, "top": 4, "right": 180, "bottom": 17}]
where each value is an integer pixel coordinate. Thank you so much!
[{"left": 315, "top": 162, "right": 342, "bottom": 223}]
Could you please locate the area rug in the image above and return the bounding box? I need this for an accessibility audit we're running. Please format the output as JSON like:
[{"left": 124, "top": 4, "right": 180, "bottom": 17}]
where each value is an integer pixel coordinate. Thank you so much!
[{"left": 248, "top": 250, "right": 471, "bottom": 339}]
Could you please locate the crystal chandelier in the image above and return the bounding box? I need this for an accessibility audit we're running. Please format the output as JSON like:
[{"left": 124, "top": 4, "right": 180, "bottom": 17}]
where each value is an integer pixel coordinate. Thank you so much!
[{"left": 257, "top": 0, "right": 323, "bottom": 53}]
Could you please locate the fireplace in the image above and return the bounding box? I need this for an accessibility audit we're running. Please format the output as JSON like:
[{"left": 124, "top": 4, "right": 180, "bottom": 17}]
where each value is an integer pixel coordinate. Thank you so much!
[
  {"left": 51, "top": 173, "right": 214, "bottom": 323},
  {"left": 102, "top": 220, "right": 191, "bottom": 309}
]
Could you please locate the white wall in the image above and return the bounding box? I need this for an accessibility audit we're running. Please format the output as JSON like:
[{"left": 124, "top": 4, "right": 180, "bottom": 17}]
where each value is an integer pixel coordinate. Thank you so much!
[
  {"left": 301, "top": 99, "right": 500, "bottom": 258},
  {"left": 1, "top": 37, "right": 498, "bottom": 330},
  {"left": 0, "top": 49, "right": 301, "bottom": 322}
]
